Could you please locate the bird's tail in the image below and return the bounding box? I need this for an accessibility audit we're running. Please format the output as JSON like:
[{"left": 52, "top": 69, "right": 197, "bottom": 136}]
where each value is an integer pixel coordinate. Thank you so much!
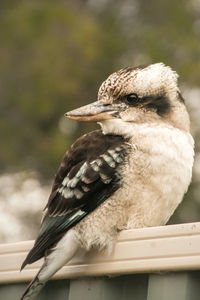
[
  {"left": 20, "top": 265, "right": 46, "bottom": 300},
  {"left": 20, "top": 230, "right": 80, "bottom": 299}
]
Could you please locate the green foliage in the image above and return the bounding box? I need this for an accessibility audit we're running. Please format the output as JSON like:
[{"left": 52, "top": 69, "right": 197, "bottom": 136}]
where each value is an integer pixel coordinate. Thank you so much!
[
  {"left": 136, "top": 0, "right": 200, "bottom": 85},
  {"left": 0, "top": 1, "right": 123, "bottom": 179}
]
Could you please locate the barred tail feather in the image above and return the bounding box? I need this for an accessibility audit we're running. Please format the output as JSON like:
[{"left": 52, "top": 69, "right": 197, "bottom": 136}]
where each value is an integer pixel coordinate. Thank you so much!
[
  {"left": 20, "top": 266, "right": 46, "bottom": 300},
  {"left": 20, "top": 230, "right": 80, "bottom": 299}
]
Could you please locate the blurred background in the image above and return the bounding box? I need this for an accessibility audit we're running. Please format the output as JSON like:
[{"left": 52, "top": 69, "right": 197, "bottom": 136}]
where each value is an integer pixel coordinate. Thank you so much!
[{"left": 0, "top": 0, "right": 200, "bottom": 243}]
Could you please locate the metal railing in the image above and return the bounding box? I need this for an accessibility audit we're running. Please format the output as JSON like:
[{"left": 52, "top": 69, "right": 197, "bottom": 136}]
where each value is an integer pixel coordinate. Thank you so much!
[{"left": 1, "top": 222, "right": 200, "bottom": 299}]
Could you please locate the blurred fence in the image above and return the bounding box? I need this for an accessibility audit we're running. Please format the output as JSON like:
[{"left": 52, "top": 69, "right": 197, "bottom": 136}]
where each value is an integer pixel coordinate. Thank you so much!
[{"left": 1, "top": 222, "right": 200, "bottom": 299}]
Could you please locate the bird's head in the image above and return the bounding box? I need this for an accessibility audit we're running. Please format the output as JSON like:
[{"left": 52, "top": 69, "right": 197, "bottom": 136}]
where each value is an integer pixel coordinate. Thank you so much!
[{"left": 65, "top": 63, "right": 190, "bottom": 136}]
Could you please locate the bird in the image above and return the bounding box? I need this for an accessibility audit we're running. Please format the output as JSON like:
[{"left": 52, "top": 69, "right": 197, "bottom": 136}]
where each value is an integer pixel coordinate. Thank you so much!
[{"left": 20, "top": 63, "right": 194, "bottom": 299}]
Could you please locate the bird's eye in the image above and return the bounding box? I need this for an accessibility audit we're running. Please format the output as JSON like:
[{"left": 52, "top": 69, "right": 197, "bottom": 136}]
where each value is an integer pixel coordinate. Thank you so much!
[{"left": 125, "top": 93, "right": 139, "bottom": 105}]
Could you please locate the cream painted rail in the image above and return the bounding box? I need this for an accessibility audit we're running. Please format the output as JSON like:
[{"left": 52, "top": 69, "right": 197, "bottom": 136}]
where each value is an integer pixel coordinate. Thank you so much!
[{"left": 0, "top": 222, "right": 200, "bottom": 284}]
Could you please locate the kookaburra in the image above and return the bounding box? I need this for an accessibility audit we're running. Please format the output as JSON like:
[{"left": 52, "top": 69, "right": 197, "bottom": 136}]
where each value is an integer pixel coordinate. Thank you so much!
[{"left": 20, "top": 63, "right": 194, "bottom": 299}]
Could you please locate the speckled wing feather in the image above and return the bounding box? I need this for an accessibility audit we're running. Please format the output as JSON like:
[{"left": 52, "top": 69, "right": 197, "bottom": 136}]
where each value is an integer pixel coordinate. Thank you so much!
[{"left": 21, "top": 130, "right": 128, "bottom": 270}]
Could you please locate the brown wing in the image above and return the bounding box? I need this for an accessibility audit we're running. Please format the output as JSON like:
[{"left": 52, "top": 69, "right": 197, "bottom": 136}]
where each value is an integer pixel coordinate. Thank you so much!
[{"left": 21, "top": 130, "right": 128, "bottom": 269}]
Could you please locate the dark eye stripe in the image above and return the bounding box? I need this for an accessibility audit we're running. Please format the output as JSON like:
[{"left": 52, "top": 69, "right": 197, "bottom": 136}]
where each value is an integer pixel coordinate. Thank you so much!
[{"left": 145, "top": 96, "right": 171, "bottom": 116}]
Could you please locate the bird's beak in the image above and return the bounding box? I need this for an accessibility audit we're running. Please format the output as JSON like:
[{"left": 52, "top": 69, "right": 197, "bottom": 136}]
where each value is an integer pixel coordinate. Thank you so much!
[{"left": 65, "top": 101, "right": 119, "bottom": 122}]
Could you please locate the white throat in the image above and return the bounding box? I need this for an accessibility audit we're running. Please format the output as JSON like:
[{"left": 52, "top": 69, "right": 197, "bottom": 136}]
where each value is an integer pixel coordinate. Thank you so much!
[{"left": 98, "top": 119, "right": 138, "bottom": 137}]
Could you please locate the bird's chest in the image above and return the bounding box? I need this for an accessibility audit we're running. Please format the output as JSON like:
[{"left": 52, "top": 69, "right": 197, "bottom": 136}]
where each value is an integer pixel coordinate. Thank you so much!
[{"left": 118, "top": 127, "right": 194, "bottom": 227}]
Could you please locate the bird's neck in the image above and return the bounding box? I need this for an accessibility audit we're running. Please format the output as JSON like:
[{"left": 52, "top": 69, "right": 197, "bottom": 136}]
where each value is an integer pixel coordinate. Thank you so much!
[
  {"left": 98, "top": 119, "right": 134, "bottom": 138},
  {"left": 98, "top": 119, "right": 163, "bottom": 138}
]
